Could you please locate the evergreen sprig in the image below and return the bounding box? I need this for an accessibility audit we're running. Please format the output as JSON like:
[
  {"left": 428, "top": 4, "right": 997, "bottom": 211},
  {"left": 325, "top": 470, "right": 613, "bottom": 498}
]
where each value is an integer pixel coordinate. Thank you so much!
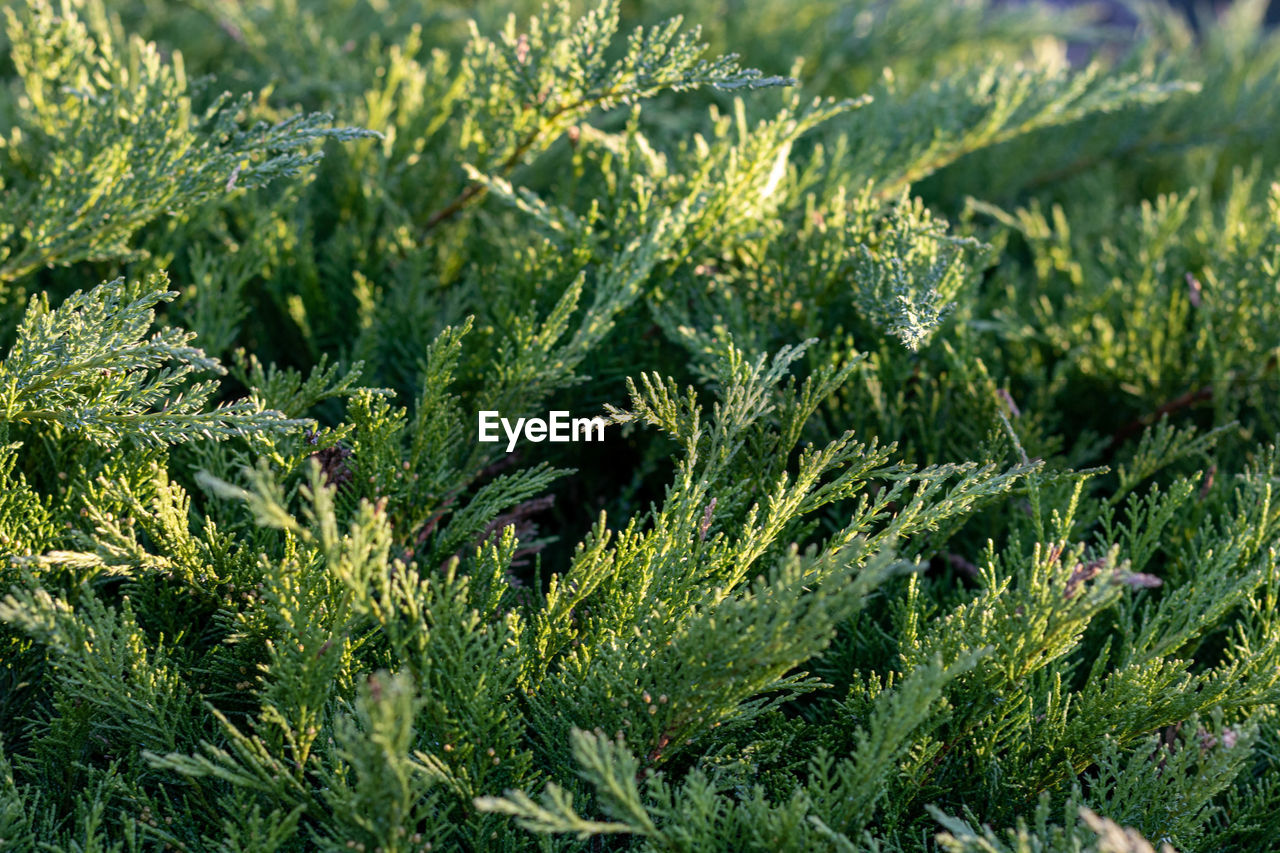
[
  {"left": 0, "top": 0, "right": 374, "bottom": 300},
  {"left": 0, "top": 273, "right": 296, "bottom": 446}
]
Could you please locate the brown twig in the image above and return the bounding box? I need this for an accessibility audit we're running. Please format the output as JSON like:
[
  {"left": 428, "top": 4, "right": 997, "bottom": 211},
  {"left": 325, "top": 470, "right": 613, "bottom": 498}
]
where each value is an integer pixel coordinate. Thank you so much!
[
  {"left": 1104, "top": 383, "right": 1214, "bottom": 458},
  {"left": 421, "top": 88, "right": 624, "bottom": 235}
]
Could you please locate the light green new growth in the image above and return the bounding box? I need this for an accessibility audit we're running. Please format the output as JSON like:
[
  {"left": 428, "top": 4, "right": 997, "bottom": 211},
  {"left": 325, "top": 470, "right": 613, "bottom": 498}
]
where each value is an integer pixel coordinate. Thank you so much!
[
  {"left": 0, "top": 0, "right": 375, "bottom": 299},
  {"left": 0, "top": 274, "right": 295, "bottom": 446}
]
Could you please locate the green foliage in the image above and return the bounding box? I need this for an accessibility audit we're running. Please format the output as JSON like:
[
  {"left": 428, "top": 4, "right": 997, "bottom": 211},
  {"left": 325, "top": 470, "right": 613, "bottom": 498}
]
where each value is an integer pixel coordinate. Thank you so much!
[
  {"left": 0, "top": 274, "right": 296, "bottom": 447},
  {"left": 4, "top": 0, "right": 1280, "bottom": 850},
  {"left": 0, "top": 0, "right": 374, "bottom": 323}
]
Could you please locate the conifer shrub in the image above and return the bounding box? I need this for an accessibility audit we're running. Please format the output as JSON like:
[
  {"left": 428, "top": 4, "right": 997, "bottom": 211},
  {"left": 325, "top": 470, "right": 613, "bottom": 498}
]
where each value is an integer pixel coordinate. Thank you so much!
[{"left": 3, "top": 0, "right": 1280, "bottom": 850}]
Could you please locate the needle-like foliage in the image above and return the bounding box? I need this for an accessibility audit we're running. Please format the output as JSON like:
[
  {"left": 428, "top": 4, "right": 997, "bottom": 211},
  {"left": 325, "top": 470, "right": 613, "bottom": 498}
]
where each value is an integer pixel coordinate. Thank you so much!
[{"left": 4, "top": 0, "right": 1280, "bottom": 851}]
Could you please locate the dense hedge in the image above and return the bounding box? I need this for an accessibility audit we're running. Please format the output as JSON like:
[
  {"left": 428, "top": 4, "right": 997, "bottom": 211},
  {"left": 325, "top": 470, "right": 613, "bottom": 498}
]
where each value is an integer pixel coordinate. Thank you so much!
[{"left": 3, "top": 1, "right": 1280, "bottom": 850}]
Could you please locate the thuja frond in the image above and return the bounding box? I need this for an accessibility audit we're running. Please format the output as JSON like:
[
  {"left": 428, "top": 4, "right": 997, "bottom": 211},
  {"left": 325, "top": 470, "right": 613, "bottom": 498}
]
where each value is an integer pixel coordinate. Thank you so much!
[
  {"left": 0, "top": 0, "right": 375, "bottom": 292},
  {"left": 428, "top": 0, "right": 792, "bottom": 230},
  {"left": 848, "top": 193, "right": 989, "bottom": 351},
  {"left": 0, "top": 274, "right": 296, "bottom": 446},
  {"left": 475, "top": 729, "right": 656, "bottom": 841},
  {"left": 844, "top": 59, "right": 1197, "bottom": 200},
  {"left": 0, "top": 581, "right": 199, "bottom": 756},
  {"left": 933, "top": 803, "right": 1178, "bottom": 853}
]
